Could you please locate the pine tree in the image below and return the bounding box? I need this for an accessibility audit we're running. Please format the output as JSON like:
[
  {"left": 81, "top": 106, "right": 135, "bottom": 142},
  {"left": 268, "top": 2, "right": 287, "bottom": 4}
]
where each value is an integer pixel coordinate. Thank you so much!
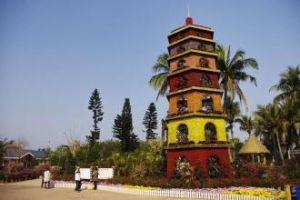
[
  {"left": 88, "top": 89, "right": 104, "bottom": 141},
  {"left": 112, "top": 98, "right": 139, "bottom": 152},
  {"left": 143, "top": 102, "right": 158, "bottom": 140}
]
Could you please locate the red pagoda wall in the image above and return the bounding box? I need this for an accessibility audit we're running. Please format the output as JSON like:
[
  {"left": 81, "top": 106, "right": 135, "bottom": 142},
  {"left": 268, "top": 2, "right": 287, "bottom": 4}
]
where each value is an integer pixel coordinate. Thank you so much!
[
  {"left": 166, "top": 148, "right": 232, "bottom": 178},
  {"left": 168, "top": 71, "right": 220, "bottom": 92}
]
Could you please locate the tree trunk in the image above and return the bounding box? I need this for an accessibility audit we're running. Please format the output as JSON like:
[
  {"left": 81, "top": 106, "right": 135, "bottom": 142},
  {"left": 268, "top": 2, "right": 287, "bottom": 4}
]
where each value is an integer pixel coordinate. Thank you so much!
[{"left": 275, "top": 132, "right": 285, "bottom": 165}]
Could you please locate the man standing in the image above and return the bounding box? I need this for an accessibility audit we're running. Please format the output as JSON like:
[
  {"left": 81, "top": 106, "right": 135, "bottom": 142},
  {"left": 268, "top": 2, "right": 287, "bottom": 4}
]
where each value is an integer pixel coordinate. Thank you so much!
[
  {"left": 90, "top": 165, "right": 98, "bottom": 190},
  {"left": 43, "top": 168, "right": 51, "bottom": 189},
  {"left": 74, "top": 165, "right": 81, "bottom": 192}
]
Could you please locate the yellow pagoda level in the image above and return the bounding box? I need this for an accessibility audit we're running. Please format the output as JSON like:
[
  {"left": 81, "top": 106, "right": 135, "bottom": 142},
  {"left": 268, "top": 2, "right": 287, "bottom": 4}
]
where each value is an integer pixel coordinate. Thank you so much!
[{"left": 162, "top": 17, "right": 232, "bottom": 178}]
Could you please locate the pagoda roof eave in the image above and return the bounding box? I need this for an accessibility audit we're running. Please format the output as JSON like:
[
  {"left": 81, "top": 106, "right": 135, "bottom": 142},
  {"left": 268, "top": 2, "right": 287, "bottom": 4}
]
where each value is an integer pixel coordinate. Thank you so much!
[
  {"left": 167, "top": 86, "right": 223, "bottom": 97},
  {"left": 168, "top": 35, "right": 215, "bottom": 49},
  {"left": 168, "top": 66, "right": 220, "bottom": 77},
  {"left": 168, "top": 25, "right": 214, "bottom": 37},
  {"left": 168, "top": 49, "right": 218, "bottom": 62},
  {"left": 165, "top": 112, "right": 226, "bottom": 121}
]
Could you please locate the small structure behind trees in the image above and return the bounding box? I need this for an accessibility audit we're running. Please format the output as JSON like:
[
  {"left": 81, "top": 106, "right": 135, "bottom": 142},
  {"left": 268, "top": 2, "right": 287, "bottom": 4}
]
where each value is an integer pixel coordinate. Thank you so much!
[{"left": 239, "top": 133, "right": 270, "bottom": 164}]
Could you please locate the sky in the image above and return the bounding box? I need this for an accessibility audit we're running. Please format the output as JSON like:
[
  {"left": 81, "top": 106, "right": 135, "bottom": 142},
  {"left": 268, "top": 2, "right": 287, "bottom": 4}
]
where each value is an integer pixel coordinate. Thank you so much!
[{"left": 0, "top": 0, "right": 299, "bottom": 149}]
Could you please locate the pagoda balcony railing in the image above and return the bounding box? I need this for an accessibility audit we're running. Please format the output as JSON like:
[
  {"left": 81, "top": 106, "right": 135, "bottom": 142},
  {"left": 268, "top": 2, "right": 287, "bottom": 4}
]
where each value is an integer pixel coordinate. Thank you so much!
[
  {"left": 167, "top": 109, "right": 190, "bottom": 117},
  {"left": 164, "top": 141, "right": 230, "bottom": 149},
  {"left": 174, "top": 83, "right": 219, "bottom": 91},
  {"left": 167, "top": 109, "right": 223, "bottom": 118},
  {"left": 198, "top": 109, "right": 223, "bottom": 115},
  {"left": 196, "top": 82, "right": 219, "bottom": 89}
]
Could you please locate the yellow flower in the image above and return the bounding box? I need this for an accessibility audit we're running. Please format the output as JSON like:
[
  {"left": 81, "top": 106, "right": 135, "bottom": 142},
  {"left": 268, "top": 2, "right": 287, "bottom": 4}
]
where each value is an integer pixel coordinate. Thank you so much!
[{"left": 224, "top": 188, "right": 286, "bottom": 199}]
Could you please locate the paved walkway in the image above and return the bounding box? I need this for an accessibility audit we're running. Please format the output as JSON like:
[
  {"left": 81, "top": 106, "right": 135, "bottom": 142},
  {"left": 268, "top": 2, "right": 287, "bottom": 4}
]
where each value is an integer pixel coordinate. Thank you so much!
[{"left": 0, "top": 179, "right": 198, "bottom": 200}]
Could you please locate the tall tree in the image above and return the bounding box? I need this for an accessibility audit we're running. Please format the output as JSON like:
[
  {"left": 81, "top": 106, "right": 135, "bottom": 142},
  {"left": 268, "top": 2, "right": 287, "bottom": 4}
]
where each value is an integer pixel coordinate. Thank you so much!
[
  {"left": 224, "top": 97, "right": 241, "bottom": 139},
  {"left": 270, "top": 65, "right": 300, "bottom": 103},
  {"left": 0, "top": 139, "right": 13, "bottom": 170},
  {"left": 216, "top": 44, "right": 258, "bottom": 110},
  {"left": 254, "top": 103, "right": 285, "bottom": 165},
  {"left": 113, "top": 98, "right": 139, "bottom": 152},
  {"left": 149, "top": 53, "right": 170, "bottom": 100},
  {"left": 88, "top": 89, "right": 104, "bottom": 141},
  {"left": 270, "top": 65, "right": 300, "bottom": 157},
  {"left": 143, "top": 102, "right": 158, "bottom": 140},
  {"left": 236, "top": 115, "right": 255, "bottom": 136}
]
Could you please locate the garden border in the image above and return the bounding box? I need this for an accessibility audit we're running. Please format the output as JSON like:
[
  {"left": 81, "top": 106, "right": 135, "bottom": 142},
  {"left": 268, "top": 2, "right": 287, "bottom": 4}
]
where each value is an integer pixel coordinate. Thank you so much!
[{"left": 52, "top": 180, "right": 274, "bottom": 200}]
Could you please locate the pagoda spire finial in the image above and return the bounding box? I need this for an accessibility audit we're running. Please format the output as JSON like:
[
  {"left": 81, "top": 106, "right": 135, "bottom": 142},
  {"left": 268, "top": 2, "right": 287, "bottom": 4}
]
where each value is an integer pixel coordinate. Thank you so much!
[
  {"left": 187, "top": 2, "right": 190, "bottom": 17},
  {"left": 185, "top": 0, "right": 193, "bottom": 25}
]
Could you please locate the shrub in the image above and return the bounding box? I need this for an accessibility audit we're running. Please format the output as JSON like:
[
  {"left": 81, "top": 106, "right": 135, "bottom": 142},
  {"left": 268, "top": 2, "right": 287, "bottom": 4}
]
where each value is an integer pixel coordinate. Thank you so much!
[{"left": 240, "top": 162, "right": 266, "bottom": 179}]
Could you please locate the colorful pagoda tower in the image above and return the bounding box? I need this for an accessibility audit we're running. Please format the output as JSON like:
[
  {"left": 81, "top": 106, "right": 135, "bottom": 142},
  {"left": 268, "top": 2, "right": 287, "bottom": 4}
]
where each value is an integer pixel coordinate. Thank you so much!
[{"left": 162, "top": 17, "right": 232, "bottom": 177}]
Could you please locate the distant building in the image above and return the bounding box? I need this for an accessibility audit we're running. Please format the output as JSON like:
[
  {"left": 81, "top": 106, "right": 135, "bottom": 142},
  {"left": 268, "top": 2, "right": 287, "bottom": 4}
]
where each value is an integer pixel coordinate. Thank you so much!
[{"left": 3, "top": 146, "right": 48, "bottom": 168}]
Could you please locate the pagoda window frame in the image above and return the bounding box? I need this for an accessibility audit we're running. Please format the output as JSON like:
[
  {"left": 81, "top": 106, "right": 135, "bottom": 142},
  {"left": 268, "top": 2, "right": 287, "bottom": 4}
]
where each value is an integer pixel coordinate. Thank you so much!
[
  {"left": 177, "top": 58, "right": 186, "bottom": 69},
  {"left": 199, "top": 57, "right": 209, "bottom": 68},
  {"left": 204, "top": 123, "right": 217, "bottom": 142},
  {"left": 177, "top": 96, "right": 189, "bottom": 114},
  {"left": 198, "top": 43, "right": 207, "bottom": 51},
  {"left": 176, "top": 75, "right": 188, "bottom": 89},
  {"left": 206, "top": 155, "right": 222, "bottom": 178},
  {"left": 177, "top": 46, "right": 186, "bottom": 54},
  {"left": 201, "top": 95, "right": 214, "bottom": 113},
  {"left": 200, "top": 74, "right": 212, "bottom": 87},
  {"left": 176, "top": 124, "right": 189, "bottom": 144}
]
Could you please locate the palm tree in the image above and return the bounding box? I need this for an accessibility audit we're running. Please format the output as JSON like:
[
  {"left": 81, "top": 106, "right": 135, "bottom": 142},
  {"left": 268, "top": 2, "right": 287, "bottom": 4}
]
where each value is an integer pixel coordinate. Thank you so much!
[
  {"left": 270, "top": 65, "right": 300, "bottom": 158},
  {"left": 281, "top": 98, "right": 300, "bottom": 157},
  {"left": 236, "top": 115, "right": 255, "bottom": 136},
  {"left": 270, "top": 65, "right": 300, "bottom": 103},
  {"left": 149, "top": 53, "right": 170, "bottom": 100},
  {"left": 254, "top": 103, "right": 285, "bottom": 165},
  {"left": 224, "top": 97, "right": 241, "bottom": 139},
  {"left": 216, "top": 44, "right": 258, "bottom": 110}
]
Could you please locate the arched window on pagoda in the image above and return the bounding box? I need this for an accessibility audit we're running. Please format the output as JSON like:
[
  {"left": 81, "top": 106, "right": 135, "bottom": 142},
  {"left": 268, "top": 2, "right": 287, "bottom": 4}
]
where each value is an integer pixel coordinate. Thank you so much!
[
  {"left": 177, "top": 58, "right": 186, "bottom": 69},
  {"left": 201, "top": 95, "right": 213, "bottom": 113},
  {"left": 177, "top": 46, "right": 186, "bottom": 54},
  {"left": 174, "top": 156, "right": 191, "bottom": 177},
  {"left": 199, "top": 58, "right": 209, "bottom": 68},
  {"left": 206, "top": 155, "right": 221, "bottom": 178},
  {"left": 176, "top": 124, "right": 189, "bottom": 144},
  {"left": 177, "top": 75, "right": 188, "bottom": 90},
  {"left": 177, "top": 96, "right": 189, "bottom": 114},
  {"left": 200, "top": 74, "right": 212, "bottom": 87},
  {"left": 204, "top": 123, "right": 217, "bottom": 142}
]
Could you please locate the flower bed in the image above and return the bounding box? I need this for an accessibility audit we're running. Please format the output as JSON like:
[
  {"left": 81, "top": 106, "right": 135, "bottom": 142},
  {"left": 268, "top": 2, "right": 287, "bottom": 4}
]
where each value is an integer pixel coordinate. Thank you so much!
[
  {"left": 224, "top": 188, "right": 286, "bottom": 199},
  {"left": 52, "top": 180, "right": 286, "bottom": 200}
]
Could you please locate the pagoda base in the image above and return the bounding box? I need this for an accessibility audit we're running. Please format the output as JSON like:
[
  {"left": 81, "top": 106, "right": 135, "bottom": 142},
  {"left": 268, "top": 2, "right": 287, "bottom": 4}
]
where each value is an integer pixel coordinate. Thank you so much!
[{"left": 166, "top": 147, "right": 232, "bottom": 178}]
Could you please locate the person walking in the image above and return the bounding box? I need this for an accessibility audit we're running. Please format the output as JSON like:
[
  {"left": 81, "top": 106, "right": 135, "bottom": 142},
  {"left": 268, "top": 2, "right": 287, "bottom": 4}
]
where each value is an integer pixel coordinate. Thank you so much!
[{"left": 74, "top": 165, "right": 81, "bottom": 192}]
